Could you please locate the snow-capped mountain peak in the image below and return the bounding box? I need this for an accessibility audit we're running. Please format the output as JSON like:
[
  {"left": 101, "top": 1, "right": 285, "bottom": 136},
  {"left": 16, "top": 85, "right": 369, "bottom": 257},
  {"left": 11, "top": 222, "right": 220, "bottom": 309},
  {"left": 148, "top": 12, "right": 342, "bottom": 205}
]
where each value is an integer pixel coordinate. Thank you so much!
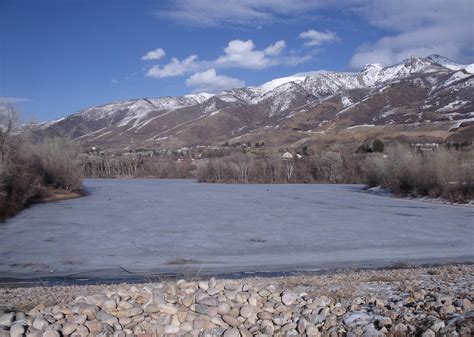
[{"left": 427, "top": 54, "right": 474, "bottom": 74}]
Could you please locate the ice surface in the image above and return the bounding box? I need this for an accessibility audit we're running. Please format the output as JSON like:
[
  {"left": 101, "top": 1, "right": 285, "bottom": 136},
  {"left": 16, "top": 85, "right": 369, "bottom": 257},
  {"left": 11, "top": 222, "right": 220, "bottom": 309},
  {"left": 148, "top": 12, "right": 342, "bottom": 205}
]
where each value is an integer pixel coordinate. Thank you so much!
[{"left": 1, "top": 180, "right": 472, "bottom": 279}]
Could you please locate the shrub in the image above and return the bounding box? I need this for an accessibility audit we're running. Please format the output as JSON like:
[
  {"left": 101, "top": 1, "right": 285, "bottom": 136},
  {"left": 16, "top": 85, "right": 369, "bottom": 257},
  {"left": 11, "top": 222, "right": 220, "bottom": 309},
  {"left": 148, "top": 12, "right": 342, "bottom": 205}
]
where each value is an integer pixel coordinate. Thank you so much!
[
  {"left": 0, "top": 135, "right": 83, "bottom": 220},
  {"left": 363, "top": 145, "right": 473, "bottom": 202},
  {"left": 372, "top": 139, "right": 385, "bottom": 153}
]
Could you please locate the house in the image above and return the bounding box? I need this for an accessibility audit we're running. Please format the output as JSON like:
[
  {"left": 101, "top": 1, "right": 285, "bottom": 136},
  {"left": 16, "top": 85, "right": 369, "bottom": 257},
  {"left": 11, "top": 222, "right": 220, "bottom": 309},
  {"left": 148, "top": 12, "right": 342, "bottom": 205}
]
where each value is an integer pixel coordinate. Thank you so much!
[
  {"left": 282, "top": 151, "right": 293, "bottom": 160},
  {"left": 411, "top": 142, "right": 439, "bottom": 151}
]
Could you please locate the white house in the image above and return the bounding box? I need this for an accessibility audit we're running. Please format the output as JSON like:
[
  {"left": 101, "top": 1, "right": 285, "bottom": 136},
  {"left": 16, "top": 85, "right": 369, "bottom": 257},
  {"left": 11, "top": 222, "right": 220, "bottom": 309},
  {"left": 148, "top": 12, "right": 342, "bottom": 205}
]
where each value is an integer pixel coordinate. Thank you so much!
[{"left": 282, "top": 151, "right": 293, "bottom": 160}]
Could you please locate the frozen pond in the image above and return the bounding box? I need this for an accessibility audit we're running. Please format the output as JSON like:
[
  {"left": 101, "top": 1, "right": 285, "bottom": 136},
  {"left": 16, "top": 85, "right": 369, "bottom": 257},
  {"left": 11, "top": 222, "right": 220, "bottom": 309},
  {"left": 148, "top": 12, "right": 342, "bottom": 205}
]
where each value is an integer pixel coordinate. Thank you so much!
[{"left": 1, "top": 179, "right": 473, "bottom": 280}]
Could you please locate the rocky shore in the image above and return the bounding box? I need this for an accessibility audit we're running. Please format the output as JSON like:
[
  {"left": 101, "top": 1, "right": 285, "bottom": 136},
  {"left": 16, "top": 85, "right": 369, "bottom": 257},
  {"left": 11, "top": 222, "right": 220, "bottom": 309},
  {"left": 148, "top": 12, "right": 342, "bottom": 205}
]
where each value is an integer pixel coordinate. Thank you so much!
[{"left": 0, "top": 265, "right": 472, "bottom": 336}]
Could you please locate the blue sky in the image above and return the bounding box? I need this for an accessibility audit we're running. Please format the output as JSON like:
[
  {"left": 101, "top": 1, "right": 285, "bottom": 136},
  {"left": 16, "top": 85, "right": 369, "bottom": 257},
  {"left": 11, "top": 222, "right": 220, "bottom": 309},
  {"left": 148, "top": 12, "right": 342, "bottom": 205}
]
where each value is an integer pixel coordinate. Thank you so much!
[{"left": 1, "top": 0, "right": 473, "bottom": 121}]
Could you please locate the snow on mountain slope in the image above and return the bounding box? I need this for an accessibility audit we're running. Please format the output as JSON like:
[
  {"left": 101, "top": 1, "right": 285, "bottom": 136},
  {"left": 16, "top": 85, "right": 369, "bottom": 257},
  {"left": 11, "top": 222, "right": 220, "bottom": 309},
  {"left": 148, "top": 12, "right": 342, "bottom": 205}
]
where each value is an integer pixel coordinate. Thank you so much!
[
  {"left": 428, "top": 54, "right": 474, "bottom": 74},
  {"left": 257, "top": 71, "right": 324, "bottom": 94}
]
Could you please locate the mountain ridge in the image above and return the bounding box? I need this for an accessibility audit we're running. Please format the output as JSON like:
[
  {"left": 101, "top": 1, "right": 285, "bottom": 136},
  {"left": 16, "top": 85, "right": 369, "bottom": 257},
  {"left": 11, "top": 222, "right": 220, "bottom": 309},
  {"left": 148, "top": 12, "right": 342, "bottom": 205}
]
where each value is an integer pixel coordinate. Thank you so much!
[{"left": 33, "top": 55, "right": 474, "bottom": 151}]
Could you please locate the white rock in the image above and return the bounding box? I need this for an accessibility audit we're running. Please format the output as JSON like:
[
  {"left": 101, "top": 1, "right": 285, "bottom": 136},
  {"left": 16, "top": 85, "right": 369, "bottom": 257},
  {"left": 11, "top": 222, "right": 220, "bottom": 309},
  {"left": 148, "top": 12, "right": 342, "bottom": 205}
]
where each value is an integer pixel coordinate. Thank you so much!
[
  {"left": 32, "top": 317, "right": 49, "bottom": 331},
  {"left": 164, "top": 325, "right": 180, "bottom": 334},
  {"left": 10, "top": 324, "right": 25, "bottom": 337},
  {"left": 281, "top": 292, "right": 297, "bottom": 305},
  {"left": 0, "top": 312, "right": 14, "bottom": 327}
]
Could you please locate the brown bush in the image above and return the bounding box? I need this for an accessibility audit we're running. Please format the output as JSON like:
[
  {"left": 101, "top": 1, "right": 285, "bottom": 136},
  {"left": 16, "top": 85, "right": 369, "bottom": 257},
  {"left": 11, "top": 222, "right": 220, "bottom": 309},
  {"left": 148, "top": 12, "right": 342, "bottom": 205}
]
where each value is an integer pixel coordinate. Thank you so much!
[
  {"left": 0, "top": 136, "right": 83, "bottom": 220},
  {"left": 363, "top": 145, "right": 473, "bottom": 202}
]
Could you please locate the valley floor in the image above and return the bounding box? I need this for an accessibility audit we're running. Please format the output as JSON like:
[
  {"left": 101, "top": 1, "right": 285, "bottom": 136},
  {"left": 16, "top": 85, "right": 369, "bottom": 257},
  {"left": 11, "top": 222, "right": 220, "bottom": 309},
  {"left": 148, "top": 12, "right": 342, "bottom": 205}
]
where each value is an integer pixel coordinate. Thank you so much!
[{"left": 0, "top": 265, "right": 472, "bottom": 336}]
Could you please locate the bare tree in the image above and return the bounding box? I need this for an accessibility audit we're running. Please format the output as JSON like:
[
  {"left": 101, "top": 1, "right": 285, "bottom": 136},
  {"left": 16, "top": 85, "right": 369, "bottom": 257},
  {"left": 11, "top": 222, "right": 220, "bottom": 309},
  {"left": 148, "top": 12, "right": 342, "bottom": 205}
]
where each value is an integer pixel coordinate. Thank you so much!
[
  {"left": 0, "top": 101, "right": 20, "bottom": 171},
  {"left": 284, "top": 159, "right": 295, "bottom": 181}
]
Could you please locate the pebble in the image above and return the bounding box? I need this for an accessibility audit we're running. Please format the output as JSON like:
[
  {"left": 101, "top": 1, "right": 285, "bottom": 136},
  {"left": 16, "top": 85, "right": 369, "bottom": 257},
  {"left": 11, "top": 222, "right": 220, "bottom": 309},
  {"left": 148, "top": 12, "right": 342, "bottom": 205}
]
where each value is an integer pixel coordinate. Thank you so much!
[
  {"left": 223, "top": 327, "right": 240, "bottom": 337},
  {"left": 9, "top": 324, "right": 25, "bottom": 337},
  {"left": 0, "top": 266, "right": 471, "bottom": 337}
]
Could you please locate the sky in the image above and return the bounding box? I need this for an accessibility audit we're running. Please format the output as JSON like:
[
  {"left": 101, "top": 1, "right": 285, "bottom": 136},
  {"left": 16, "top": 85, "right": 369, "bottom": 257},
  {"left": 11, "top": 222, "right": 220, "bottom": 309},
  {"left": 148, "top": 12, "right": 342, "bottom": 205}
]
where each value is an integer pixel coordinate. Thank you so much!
[{"left": 1, "top": 0, "right": 473, "bottom": 121}]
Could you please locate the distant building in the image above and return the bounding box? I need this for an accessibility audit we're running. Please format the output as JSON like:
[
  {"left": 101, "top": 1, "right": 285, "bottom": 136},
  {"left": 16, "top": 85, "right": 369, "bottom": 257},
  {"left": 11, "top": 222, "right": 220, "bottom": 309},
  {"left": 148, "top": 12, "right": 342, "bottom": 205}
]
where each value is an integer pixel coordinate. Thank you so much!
[
  {"left": 411, "top": 142, "right": 439, "bottom": 151},
  {"left": 282, "top": 151, "right": 293, "bottom": 160}
]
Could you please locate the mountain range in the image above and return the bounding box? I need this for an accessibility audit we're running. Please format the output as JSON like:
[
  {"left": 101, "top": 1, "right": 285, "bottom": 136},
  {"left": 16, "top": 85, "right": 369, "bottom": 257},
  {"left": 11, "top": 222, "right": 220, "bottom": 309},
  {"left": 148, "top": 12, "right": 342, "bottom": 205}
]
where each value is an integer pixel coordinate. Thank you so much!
[{"left": 33, "top": 55, "right": 474, "bottom": 152}]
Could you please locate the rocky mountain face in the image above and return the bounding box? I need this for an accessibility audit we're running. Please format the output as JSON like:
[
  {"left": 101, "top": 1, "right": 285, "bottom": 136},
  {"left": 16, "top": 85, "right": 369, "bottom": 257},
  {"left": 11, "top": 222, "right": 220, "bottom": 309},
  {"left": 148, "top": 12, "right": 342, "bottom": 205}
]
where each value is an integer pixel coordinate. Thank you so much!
[{"left": 34, "top": 55, "right": 474, "bottom": 151}]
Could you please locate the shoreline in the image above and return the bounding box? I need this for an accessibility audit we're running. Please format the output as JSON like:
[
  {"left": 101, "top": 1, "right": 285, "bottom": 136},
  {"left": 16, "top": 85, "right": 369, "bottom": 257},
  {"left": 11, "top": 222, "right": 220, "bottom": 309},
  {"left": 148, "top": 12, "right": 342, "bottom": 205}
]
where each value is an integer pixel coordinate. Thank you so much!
[
  {"left": 1, "top": 264, "right": 472, "bottom": 336},
  {"left": 1, "top": 261, "right": 473, "bottom": 289},
  {"left": 0, "top": 187, "right": 85, "bottom": 222}
]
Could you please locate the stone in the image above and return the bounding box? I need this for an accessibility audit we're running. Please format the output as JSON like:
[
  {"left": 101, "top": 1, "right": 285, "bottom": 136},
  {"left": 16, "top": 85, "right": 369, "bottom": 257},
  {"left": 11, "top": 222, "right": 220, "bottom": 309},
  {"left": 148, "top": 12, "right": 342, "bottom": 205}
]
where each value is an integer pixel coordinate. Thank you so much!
[
  {"left": 363, "top": 325, "right": 385, "bottom": 337},
  {"left": 306, "top": 325, "right": 321, "bottom": 336},
  {"left": 257, "top": 312, "right": 272, "bottom": 320},
  {"left": 238, "top": 326, "right": 252, "bottom": 337},
  {"left": 158, "top": 304, "right": 178, "bottom": 315},
  {"left": 122, "top": 307, "right": 143, "bottom": 317},
  {"left": 391, "top": 323, "right": 408, "bottom": 333},
  {"left": 440, "top": 305, "right": 455, "bottom": 316},
  {"left": 223, "top": 327, "right": 241, "bottom": 337},
  {"left": 195, "top": 304, "right": 209, "bottom": 315},
  {"left": 101, "top": 299, "right": 116, "bottom": 311},
  {"left": 222, "top": 315, "right": 241, "bottom": 327},
  {"left": 10, "top": 324, "right": 25, "bottom": 337},
  {"left": 79, "top": 305, "right": 99, "bottom": 320},
  {"left": 41, "top": 331, "right": 60, "bottom": 337},
  {"left": 240, "top": 305, "right": 253, "bottom": 318},
  {"left": 207, "top": 288, "right": 221, "bottom": 296},
  {"left": 118, "top": 301, "right": 133, "bottom": 310},
  {"left": 272, "top": 316, "right": 287, "bottom": 326},
  {"left": 199, "top": 297, "right": 219, "bottom": 307},
  {"left": 164, "top": 325, "right": 180, "bottom": 334},
  {"left": 143, "top": 303, "right": 160, "bottom": 313},
  {"left": 202, "top": 327, "right": 226, "bottom": 337},
  {"left": 112, "top": 332, "right": 126, "bottom": 337},
  {"left": 182, "top": 296, "right": 194, "bottom": 308},
  {"left": 207, "top": 307, "right": 219, "bottom": 317},
  {"left": 297, "top": 318, "right": 308, "bottom": 334},
  {"left": 181, "top": 321, "right": 194, "bottom": 332},
  {"left": 211, "top": 316, "right": 229, "bottom": 328},
  {"left": 75, "top": 325, "right": 89, "bottom": 335},
  {"left": 0, "top": 313, "right": 14, "bottom": 327},
  {"left": 431, "top": 320, "right": 445, "bottom": 332},
  {"left": 218, "top": 302, "right": 231, "bottom": 315},
  {"left": 28, "top": 304, "right": 46, "bottom": 316},
  {"left": 281, "top": 292, "right": 297, "bottom": 306},
  {"left": 32, "top": 317, "right": 49, "bottom": 331},
  {"left": 422, "top": 329, "right": 436, "bottom": 337},
  {"left": 62, "top": 322, "right": 78, "bottom": 335},
  {"left": 324, "top": 315, "right": 337, "bottom": 329},
  {"left": 199, "top": 281, "right": 210, "bottom": 290},
  {"left": 71, "top": 314, "right": 87, "bottom": 325}
]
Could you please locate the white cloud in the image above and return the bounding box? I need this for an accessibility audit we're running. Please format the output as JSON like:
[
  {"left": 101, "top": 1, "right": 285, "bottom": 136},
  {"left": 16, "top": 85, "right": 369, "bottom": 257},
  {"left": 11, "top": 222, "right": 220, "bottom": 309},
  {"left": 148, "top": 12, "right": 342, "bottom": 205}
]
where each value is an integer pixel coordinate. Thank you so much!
[
  {"left": 141, "top": 48, "right": 166, "bottom": 61},
  {"left": 158, "top": 0, "right": 327, "bottom": 26},
  {"left": 185, "top": 69, "right": 245, "bottom": 93},
  {"left": 144, "top": 38, "right": 311, "bottom": 80},
  {"left": 146, "top": 55, "right": 198, "bottom": 78},
  {"left": 0, "top": 97, "right": 31, "bottom": 103},
  {"left": 264, "top": 40, "right": 286, "bottom": 56},
  {"left": 349, "top": 0, "right": 474, "bottom": 68},
  {"left": 216, "top": 39, "right": 288, "bottom": 69},
  {"left": 299, "top": 29, "right": 339, "bottom": 47}
]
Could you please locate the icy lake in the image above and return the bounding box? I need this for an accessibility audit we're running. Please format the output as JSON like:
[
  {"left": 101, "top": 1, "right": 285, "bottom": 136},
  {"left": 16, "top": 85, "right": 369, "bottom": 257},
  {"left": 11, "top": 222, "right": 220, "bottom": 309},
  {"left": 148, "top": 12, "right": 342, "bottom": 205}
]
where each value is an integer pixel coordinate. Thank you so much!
[{"left": 1, "top": 179, "right": 473, "bottom": 281}]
